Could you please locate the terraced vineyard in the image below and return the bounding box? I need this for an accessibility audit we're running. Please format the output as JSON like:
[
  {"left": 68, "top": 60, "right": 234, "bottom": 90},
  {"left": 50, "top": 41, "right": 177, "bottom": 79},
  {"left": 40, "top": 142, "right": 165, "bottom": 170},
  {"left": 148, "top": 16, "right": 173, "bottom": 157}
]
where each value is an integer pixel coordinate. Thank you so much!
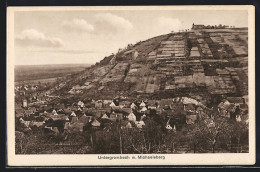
[{"left": 51, "top": 27, "right": 248, "bottom": 102}]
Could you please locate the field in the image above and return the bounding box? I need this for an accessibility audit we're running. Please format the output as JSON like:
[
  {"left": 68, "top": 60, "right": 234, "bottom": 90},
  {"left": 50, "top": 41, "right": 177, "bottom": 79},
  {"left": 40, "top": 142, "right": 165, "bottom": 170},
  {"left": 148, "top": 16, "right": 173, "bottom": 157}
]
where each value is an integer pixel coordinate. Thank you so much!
[
  {"left": 15, "top": 64, "right": 90, "bottom": 84},
  {"left": 15, "top": 77, "right": 64, "bottom": 86}
]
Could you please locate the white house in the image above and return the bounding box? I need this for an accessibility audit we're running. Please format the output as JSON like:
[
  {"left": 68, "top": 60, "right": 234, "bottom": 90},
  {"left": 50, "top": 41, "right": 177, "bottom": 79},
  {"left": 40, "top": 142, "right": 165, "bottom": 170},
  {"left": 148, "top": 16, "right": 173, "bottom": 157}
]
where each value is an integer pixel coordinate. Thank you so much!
[
  {"left": 70, "top": 111, "right": 76, "bottom": 117},
  {"left": 126, "top": 122, "right": 132, "bottom": 128},
  {"left": 128, "top": 112, "right": 136, "bottom": 122},
  {"left": 109, "top": 101, "right": 116, "bottom": 107},
  {"left": 101, "top": 113, "right": 109, "bottom": 119},
  {"left": 165, "top": 119, "right": 172, "bottom": 130},
  {"left": 130, "top": 103, "right": 137, "bottom": 109},
  {"left": 166, "top": 124, "right": 172, "bottom": 130},
  {"left": 236, "top": 115, "right": 242, "bottom": 122},
  {"left": 135, "top": 121, "right": 145, "bottom": 128},
  {"left": 140, "top": 106, "right": 147, "bottom": 113},
  {"left": 77, "top": 101, "right": 85, "bottom": 108},
  {"left": 91, "top": 119, "right": 101, "bottom": 127},
  {"left": 140, "top": 101, "right": 146, "bottom": 107}
]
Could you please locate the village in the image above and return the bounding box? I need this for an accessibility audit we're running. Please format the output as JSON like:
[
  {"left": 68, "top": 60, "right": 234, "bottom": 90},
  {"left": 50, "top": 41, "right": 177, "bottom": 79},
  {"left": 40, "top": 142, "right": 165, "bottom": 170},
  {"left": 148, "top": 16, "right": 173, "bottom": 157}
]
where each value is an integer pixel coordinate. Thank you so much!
[{"left": 15, "top": 91, "right": 249, "bottom": 140}]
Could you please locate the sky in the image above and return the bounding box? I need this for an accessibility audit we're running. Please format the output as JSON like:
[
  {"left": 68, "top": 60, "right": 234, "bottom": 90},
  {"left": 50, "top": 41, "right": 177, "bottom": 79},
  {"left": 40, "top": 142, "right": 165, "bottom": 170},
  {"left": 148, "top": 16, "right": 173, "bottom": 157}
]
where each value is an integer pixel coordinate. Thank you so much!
[{"left": 13, "top": 9, "right": 248, "bottom": 65}]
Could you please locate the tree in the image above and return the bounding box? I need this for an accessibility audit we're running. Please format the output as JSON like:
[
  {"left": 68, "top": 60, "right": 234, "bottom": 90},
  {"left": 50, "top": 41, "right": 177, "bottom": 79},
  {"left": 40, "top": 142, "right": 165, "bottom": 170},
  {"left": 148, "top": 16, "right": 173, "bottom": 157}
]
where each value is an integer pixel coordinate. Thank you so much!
[
  {"left": 186, "top": 123, "right": 204, "bottom": 153},
  {"left": 224, "top": 120, "right": 249, "bottom": 153},
  {"left": 192, "top": 115, "right": 238, "bottom": 153}
]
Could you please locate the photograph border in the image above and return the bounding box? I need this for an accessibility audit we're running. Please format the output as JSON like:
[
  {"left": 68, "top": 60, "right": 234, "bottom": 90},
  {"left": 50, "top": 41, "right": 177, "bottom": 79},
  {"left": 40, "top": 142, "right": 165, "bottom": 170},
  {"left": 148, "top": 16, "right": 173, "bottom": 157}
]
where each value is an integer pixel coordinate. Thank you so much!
[{"left": 6, "top": 5, "right": 255, "bottom": 167}]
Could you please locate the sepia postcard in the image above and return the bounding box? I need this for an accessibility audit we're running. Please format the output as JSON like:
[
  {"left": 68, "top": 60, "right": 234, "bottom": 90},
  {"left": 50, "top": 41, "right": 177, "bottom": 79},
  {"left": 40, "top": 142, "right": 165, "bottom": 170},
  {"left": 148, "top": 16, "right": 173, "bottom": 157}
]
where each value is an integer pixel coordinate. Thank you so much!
[{"left": 7, "top": 5, "right": 255, "bottom": 166}]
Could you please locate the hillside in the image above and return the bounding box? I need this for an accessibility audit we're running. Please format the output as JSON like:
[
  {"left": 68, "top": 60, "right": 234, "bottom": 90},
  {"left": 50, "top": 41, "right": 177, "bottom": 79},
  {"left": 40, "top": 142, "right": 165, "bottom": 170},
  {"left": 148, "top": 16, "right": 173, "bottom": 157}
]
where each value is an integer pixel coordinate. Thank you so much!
[{"left": 51, "top": 26, "right": 248, "bottom": 104}]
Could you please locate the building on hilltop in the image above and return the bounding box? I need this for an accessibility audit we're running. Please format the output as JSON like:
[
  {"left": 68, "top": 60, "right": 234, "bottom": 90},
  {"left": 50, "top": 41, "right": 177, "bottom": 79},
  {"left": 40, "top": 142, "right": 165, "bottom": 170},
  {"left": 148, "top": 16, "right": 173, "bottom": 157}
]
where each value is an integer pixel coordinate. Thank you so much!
[
  {"left": 192, "top": 23, "right": 205, "bottom": 30},
  {"left": 192, "top": 23, "right": 229, "bottom": 30}
]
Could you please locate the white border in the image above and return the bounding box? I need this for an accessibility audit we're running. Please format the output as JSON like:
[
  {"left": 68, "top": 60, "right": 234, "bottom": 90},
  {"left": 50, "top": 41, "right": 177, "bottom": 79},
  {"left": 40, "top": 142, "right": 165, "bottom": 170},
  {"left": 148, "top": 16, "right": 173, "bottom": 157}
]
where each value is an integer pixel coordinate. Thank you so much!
[{"left": 7, "top": 5, "right": 255, "bottom": 166}]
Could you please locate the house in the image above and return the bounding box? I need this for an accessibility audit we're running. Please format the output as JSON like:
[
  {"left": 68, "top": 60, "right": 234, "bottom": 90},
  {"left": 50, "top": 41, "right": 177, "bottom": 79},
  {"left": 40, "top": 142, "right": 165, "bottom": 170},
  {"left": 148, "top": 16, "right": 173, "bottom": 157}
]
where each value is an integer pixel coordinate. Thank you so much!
[
  {"left": 64, "top": 122, "right": 71, "bottom": 130},
  {"left": 81, "top": 108, "right": 89, "bottom": 114},
  {"left": 122, "top": 108, "right": 132, "bottom": 114},
  {"left": 19, "top": 118, "right": 31, "bottom": 128},
  {"left": 166, "top": 123, "right": 172, "bottom": 130},
  {"left": 18, "top": 119, "right": 31, "bottom": 132},
  {"left": 71, "top": 116, "right": 78, "bottom": 123},
  {"left": 173, "top": 97, "right": 181, "bottom": 103},
  {"left": 24, "top": 110, "right": 34, "bottom": 117},
  {"left": 159, "top": 99, "right": 173, "bottom": 109},
  {"left": 140, "top": 106, "right": 147, "bottom": 113},
  {"left": 192, "top": 24, "right": 205, "bottom": 30},
  {"left": 23, "top": 99, "right": 28, "bottom": 108},
  {"left": 109, "top": 112, "right": 117, "bottom": 121},
  {"left": 119, "top": 101, "right": 131, "bottom": 108},
  {"left": 103, "top": 100, "right": 113, "bottom": 107},
  {"left": 139, "top": 101, "right": 146, "bottom": 108},
  {"left": 117, "top": 113, "right": 123, "bottom": 121},
  {"left": 71, "top": 106, "right": 78, "bottom": 112},
  {"left": 218, "top": 102, "right": 231, "bottom": 118},
  {"left": 95, "top": 100, "right": 103, "bottom": 109},
  {"left": 109, "top": 101, "right": 116, "bottom": 108},
  {"left": 15, "top": 109, "right": 24, "bottom": 118},
  {"left": 53, "top": 111, "right": 59, "bottom": 116},
  {"left": 243, "top": 95, "right": 248, "bottom": 105},
  {"left": 31, "top": 121, "right": 45, "bottom": 127},
  {"left": 101, "top": 113, "right": 109, "bottom": 119},
  {"left": 226, "top": 97, "right": 244, "bottom": 105},
  {"left": 236, "top": 115, "right": 242, "bottom": 122},
  {"left": 218, "top": 101, "right": 239, "bottom": 119},
  {"left": 78, "top": 114, "right": 88, "bottom": 125},
  {"left": 72, "top": 123, "right": 85, "bottom": 132},
  {"left": 181, "top": 97, "right": 199, "bottom": 106},
  {"left": 77, "top": 107, "right": 82, "bottom": 112},
  {"left": 148, "top": 105, "right": 157, "bottom": 110},
  {"left": 128, "top": 112, "right": 136, "bottom": 122},
  {"left": 135, "top": 121, "right": 145, "bottom": 128},
  {"left": 57, "top": 108, "right": 65, "bottom": 114},
  {"left": 70, "top": 111, "right": 77, "bottom": 117},
  {"left": 239, "top": 104, "right": 248, "bottom": 114},
  {"left": 140, "top": 114, "right": 146, "bottom": 121},
  {"left": 65, "top": 116, "right": 70, "bottom": 121},
  {"left": 147, "top": 100, "right": 157, "bottom": 107},
  {"left": 86, "top": 115, "right": 93, "bottom": 122},
  {"left": 28, "top": 107, "right": 37, "bottom": 113},
  {"left": 165, "top": 119, "right": 172, "bottom": 130},
  {"left": 95, "top": 110, "right": 106, "bottom": 118},
  {"left": 130, "top": 103, "right": 137, "bottom": 109},
  {"left": 91, "top": 119, "right": 101, "bottom": 127},
  {"left": 39, "top": 112, "right": 52, "bottom": 119},
  {"left": 50, "top": 114, "right": 67, "bottom": 121},
  {"left": 63, "top": 108, "right": 72, "bottom": 114},
  {"left": 126, "top": 122, "right": 132, "bottom": 128},
  {"left": 77, "top": 101, "right": 85, "bottom": 108}
]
